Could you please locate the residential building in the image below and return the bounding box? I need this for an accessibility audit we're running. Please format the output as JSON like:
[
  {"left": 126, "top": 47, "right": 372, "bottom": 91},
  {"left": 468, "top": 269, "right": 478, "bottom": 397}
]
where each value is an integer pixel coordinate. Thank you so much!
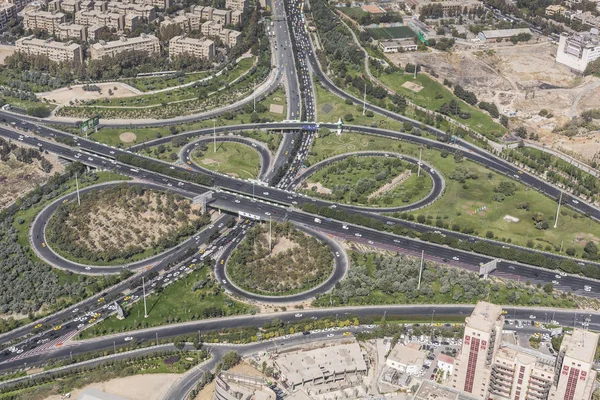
[
  {"left": 572, "top": 11, "right": 600, "bottom": 30},
  {"left": 489, "top": 344, "right": 556, "bottom": 400},
  {"left": 451, "top": 302, "right": 504, "bottom": 399},
  {"left": 80, "top": 0, "right": 94, "bottom": 10},
  {"left": 47, "top": 0, "right": 60, "bottom": 12},
  {"left": 90, "top": 33, "right": 159, "bottom": 59},
  {"left": 87, "top": 24, "right": 103, "bottom": 40},
  {"left": 225, "top": 0, "right": 246, "bottom": 11},
  {"left": 187, "top": 12, "right": 202, "bottom": 30},
  {"left": 545, "top": 4, "right": 566, "bottom": 16},
  {"left": 123, "top": 13, "right": 138, "bottom": 30},
  {"left": 213, "top": 372, "right": 276, "bottom": 400},
  {"left": 548, "top": 329, "right": 598, "bottom": 400},
  {"left": 93, "top": 0, "right": 106, "bottom": 11},
  {"left": 106, "top": 2, "right": 156, "bottom": 22},
  {"left": 16, "top": 35, "right": 83, "bottom": 64},
  {"left": 212, "top": 8, "right": 231, "bottom": 25},
  {"left": 190, "top": 5, "right": 213, "bottom": 21},
  {"left": 169, "top": 36, "right": 214, "bottom": 60},
  {"left": 231, "top": 9, "right": 242, "bottom": 25},
  {"left": 131, "top": 0, "right": 170, "bottom": 9},
  {"left": 477, "top": 28, "right": 532, "bottom": 42},
  {"left": 75, "top": 10, "right": 124, "bottom": 30},
  {"left": 437, "top": 354, "right": 455, "bottom": 378},
  {"left": 406, "top": 0, "right": 481, "bottom": 15},
  {"left": 556, "top": 30, "right": 600, "bottom": 73},
  {"left": 0, "top": 2, "right": 16, "bottom": 30},
  {"left": 56, "top": 22, "right": 87, "bottom": 40},
  {"left": 201, "top": 20, "right": 221, "bottom": 36},
  {"left": 60, "top": 0, "right": 81, "bottom": 13},
  {"left": 4, "top": 0, "right": 34, "bottom": 13},
  {"left": 24, "top": 10, "right": 66, "bottom": 34},
  {"left": 379, "top": 38, "right": 417, "bottom": 52},
  {"left": 222, "top": 29, "right": 240, "bottom": 47},
  {"left": 274, "top": 342, "right": 367, "bottom": 391},
  {"left": 160, "top": 14, "right": 190, "bottom": 32},
  {"left": 386, "top": 344, "right": 425, "bottom": 375}
]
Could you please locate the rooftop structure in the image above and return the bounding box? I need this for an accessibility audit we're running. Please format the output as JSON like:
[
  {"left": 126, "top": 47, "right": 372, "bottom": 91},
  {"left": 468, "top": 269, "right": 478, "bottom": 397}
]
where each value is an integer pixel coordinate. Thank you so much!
[
  {"left": 213, "top": 372, "right": 275, "bottom": 400},
  {"left": 16, "top": 35, "right": 83, "bottom": 65},
  {"left": 0, "top": 2, "right": 16, "bottom": 30},
  {"left": 556, "top": 30, "right": 600, "bottom": 72},
  {"left": 406, "top": 0, "right": 481, "bottom": 16},
  {"left": 169, "top": 35, "right": 214, "bottom": 60},
  {"left": 90, "top": 33, "right": 159, "bottom": 59},
  {"left": 386, "top": 344, "right": 425, "bottom": 374},
  {"left": 478, "top": 28, "right": 532, "bottom": 42}
]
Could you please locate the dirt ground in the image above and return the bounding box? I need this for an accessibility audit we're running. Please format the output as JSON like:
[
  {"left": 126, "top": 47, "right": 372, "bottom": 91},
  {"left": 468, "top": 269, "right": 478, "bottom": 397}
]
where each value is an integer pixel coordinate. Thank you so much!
[
  {"left": 43, "top": 373, "right": 180, "bottom": 400},
  {"left": 194, "top": 362, "right": 264, "bottom": 400},
  {"left": 269, "top": 104, "right": 285, "bottom": 114},
  {"left": 119, "top": 132, "right": 137, "bottom": 143},
  {"left": 271, "top": 235, "right": 299, "bottom": 256},
  {"left": 0, "top": 149, "right": 64, "bottom": 210},
  {"left": 0, "top": 45, "right": 15, "bottom": 64},
  {"left": 387, "top": 42, "right": 600, "bottom": 160},
  {"left": 39, "top": 82, "right": 141, "bottom": 105},
  {"left": 305, "top": 182, "right": 332, "bottom": 194}
]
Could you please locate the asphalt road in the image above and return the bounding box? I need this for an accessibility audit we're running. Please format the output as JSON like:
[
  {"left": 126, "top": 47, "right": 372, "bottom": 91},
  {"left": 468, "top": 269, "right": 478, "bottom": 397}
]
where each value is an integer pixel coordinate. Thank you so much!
[{"left": 215, "top": 223, "right": 348, "bottom": 303}]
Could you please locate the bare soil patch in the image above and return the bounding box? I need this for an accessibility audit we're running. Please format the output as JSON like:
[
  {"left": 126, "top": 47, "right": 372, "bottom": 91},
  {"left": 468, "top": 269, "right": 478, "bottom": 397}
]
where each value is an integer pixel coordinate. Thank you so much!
[
  {"left": 401, "top": 81, "right": 423, "bottom": 92},
  {"left": 119, "top": 132, "right": 137, "bottom": 143},
  {"left": 368, "top": 170, "right": 411, "bottom": 199},
  {"left": 271, "top": 235, "right": 300, "bottom": 256},
  {"left": 0, "top": 45, "right": 15, "bottom": 65},
  {"left": 43, "top": 373, "right": 179, "bottom": 400},
  {"left": 40, "top": 82, "right": 140, "bottom": 105},
  {"left": 306, "top": 182, "right": 332, "bottom": 194},
  {"left": 269, "top": 103, "right": 285, "bottom": 114}
]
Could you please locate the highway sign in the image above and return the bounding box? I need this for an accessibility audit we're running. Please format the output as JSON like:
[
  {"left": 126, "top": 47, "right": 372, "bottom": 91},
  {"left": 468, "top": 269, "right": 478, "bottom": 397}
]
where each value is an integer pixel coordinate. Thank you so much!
[{"left": 80, "top": 116, "right": 100, "bottom": 134}]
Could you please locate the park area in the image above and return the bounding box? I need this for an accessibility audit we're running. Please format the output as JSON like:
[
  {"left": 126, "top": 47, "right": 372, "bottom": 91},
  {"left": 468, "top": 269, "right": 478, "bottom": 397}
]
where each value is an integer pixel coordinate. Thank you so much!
[
  {"left": 227, "top": 222, "right": 334, "bottom": 296},
  {"left": 367, "top": 26, "right": 415, "bottom": 40},
  {"left": 191, "top": 141, "right": 262, "bottom": 179}
]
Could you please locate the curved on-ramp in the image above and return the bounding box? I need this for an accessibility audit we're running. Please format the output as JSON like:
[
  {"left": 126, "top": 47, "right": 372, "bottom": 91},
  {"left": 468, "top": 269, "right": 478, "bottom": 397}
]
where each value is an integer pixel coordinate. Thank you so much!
[
  {"left": 215, "top": 224, "right": 348, "bottom": 304},
  {"left": 291, "top": 151, "right": 445, "bottom": 213}
]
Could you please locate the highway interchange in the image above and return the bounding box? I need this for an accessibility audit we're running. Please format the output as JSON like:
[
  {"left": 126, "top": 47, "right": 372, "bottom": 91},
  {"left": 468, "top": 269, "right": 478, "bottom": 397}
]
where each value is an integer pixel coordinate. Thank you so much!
[{"left": 2, "top": 0, "right": 600, "bottom": 396}]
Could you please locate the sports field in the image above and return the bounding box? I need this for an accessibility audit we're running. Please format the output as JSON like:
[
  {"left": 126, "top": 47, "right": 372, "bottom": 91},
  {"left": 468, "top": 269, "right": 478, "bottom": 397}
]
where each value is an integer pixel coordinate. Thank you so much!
[{"left": 367, "top": 26, "right": 415, "bottom": 40}]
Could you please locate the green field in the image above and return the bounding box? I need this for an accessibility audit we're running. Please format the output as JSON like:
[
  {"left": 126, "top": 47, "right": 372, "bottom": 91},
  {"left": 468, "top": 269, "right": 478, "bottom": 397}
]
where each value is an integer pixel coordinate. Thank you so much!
[
  {"left": 303, "top": 155, "right": 433, "bottom": 207},
  {"left": 367, "top": 26, "right": 416, "bottom": 40},
  {"left": 124, "top": 70, "right": 212, "bottom": 92},
  {"left": 339, "top": 6, "right": 368, "bottom": 20},
  {"left": 377, "top": 71, "right": 506, "bottom": 139},
  {"left": 309, "top": 131, "right": 600, "bottom": 256},
  {"left": 191, "top": 141, "right": 261, "bottom": 179},
  {"left": 79, "top": 264, "right": 254, "bottom": 339}
]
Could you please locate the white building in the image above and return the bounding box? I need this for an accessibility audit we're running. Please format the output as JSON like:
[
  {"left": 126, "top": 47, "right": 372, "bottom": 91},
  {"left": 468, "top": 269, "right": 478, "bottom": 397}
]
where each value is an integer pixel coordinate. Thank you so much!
[
  {"left": 379, "top": 38, "right": 417, "bottom": 52},
  {"left": 437, "top": 353, "right": 455, "bottom": 378},
  {"left": 555, "top": 29, "right": 600, "bottom": 73},
  {"left": 386, "top": 344, "right": 425, "bottom": 375}
]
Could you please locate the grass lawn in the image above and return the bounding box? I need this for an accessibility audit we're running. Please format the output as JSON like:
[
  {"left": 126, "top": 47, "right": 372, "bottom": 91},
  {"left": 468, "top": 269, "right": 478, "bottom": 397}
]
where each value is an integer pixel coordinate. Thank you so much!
[
  {"left": 339, "top": 6, "right": 368, "bottom": 20},
  {"left": 303, "top": 155, "right": 433, "bottom": 207},
  {"left": 191, "top": 141, "right": 261, "bottom": 179},
  {"left": 367, "top": 26, "right": 415, "bottom": 40},
  {"left": 79, "top": 265, "right": 254, "bottom": 339},
  {"left": 123, "top": 70, "right": 212, "bottom": 92},
  {"left": 377, "top": 71, "right": 507, "bottom": 140},
  {"left": 314, "top": 252, "right": 576, "bottom": 308},
  {"left": 85, "top": 87, "right": 287, "bottom": 148},
  {"left": 309, "top": 131, "right": 600, "bottom": 255}
]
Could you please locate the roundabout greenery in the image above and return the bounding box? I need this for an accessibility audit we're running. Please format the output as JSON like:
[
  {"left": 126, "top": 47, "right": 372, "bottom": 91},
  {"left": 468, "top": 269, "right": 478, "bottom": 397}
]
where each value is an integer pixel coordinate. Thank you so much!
[
  {"left": 190, "top": 141, "right": 261, "bottom": 179},
  {"left": 227, "top": 222, "right": 334, "bottom": 296}
]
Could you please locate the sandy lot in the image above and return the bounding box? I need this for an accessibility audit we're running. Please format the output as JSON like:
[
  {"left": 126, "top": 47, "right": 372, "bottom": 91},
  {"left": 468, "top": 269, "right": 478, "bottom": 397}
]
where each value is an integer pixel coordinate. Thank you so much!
[
  {"left": 119, "top": 132, "right": 137, "bottom": 143},
  {"left": 0, "top": 149, "right": 64, "bottom": 210},
  {"left": 269, "top": 104, "right": 285, "bottom": 114},
  {"left": 305, "top": 182, "right": 332, "bottom": 194},
  {"left": 39, "top": 82, "right": 141, "bottom": 105},
  {"left": 387, "top": 42, "right": 600, "bottom": 160},
  {"left": 402, "top": 81, "right": 423, "bottom": 92},
  {"left": 0, "top": 45, "right": 15, "bottom": 65},
  {"left": 44, "top": 373, "right": 180, "bottom": 400}
]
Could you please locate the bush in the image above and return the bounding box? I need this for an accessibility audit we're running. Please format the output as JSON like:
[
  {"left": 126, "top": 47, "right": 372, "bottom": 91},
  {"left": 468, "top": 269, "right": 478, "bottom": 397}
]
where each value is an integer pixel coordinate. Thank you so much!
[
  {"left": 344, "top": 113, "right": 354, "bottom": 122},
  {"left": 27, "top": 105, "right": 51, "bottom": 118}
]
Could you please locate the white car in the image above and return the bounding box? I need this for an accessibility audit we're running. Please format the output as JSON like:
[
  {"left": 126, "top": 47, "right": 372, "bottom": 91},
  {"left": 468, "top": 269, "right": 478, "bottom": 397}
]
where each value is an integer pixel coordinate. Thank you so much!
[
  {"left": 234, "top": 199, "right": 241, "bottom": 203},
  {"left": 529, "top": 315, "right": 537, "bottom": 319},
  {"left": 342, "top": 225, "right": 348, "bottom": 230},
  {"left": 584, "top": 285, "right": 592, "bottom": 292},
  {"left": 368, "top": 240, "right": 374, "bottom": 244},
  {"left": 572, "top": 199, "right": 579, "bottom": 204},
  {"left": 263, "top": 192, "right": 269, "bottom": 196},
  {"left": 335, "top": 252, "right": 340, "bottom": 257},
  {"left": 265, "top": 212, "right": 271, "bottom": 216},
  {"left": 85, "top": 266, "right": 91, "bottom": 271},
  {"left": 354, "top": 233, "right": 362, "bottom": 237},
  {"left": 452, "top": 256, "right": 459, "bottom": 261},
  {"left": 552, "top": 280, "right": 560, "bottom": 285},
  {"left": 295, "top": 313, "right": 303, "bottom": 318},
  {"left": 555, "top": 274, "right": 561, "bottom": 279},
  {"left": 222, "top": 279, "right": 227, "bottom": 284},
  {"left": 124, "top": 337, "right": 133, "bottom": 342},
  {"left": 327, "top": 333, "right": 334, "bottom": 338}
]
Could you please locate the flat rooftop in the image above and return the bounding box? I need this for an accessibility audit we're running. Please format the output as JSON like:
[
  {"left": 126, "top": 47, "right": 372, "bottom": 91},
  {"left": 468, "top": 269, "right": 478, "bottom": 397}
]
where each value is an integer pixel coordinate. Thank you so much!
[
  {"left": 466, "top": 301, "right": 503, "bottom": 333},
  {"left": 481, "top": 28, "right": 531, "bottom": 39},
  {"left": 562, "top": 328, "right": 599, "bottom": 364},
  {"left": 414, "top": 381, "right": 480, "bottom": 400},
  {"left": 388, "top": 344, "right": 425, "bottom": 366}
]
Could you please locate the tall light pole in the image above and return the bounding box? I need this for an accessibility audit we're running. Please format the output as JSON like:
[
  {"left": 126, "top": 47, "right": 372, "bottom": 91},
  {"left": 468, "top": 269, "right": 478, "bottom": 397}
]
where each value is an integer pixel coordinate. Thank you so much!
[
  {"left": 253, "top": 80, "right": 256, "bottom": 112},
  {"left": 362, "top": 83, "right": 366, "bottom": 116},
  {"left": 213, "top": 119, "right": 216, "bottom": 153},
  {"left": 417, "top": 148, "right": 422, "bottom": 177},
  {"left": 142, "top": 276, "right": 148, "bottom": 318},
  {"left": 75, "top": 173, "right": 80, "bottom": 206},
  {"left": 417, "top": 250, "right": 424, "bottom": 290},
  {"left": 269, "top": 218, "right": 272, "bottom": 252},
  {"left": 554, "top": 191, "right": 563, "bottom": 228}
]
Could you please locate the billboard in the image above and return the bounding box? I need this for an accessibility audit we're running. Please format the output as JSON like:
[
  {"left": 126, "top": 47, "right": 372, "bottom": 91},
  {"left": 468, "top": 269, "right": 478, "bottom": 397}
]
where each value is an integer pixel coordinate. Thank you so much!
[{"left": 80, "top": 116, "right": 100, "bottom": 134}]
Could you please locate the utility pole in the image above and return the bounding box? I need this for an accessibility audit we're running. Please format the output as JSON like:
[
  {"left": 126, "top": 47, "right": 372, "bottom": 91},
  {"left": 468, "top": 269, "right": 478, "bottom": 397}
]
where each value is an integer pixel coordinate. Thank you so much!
[
  {"left": 417, "top": 148, "right": 422, "bottom": 177},
  {"left": 213, "top": 119, "right": 216, "bottom": 153},
  {"left": 362, "top": 83, "right": 366, "bottom": 116},
  {"left": 75, "top": 173, "right": 80, "bottom": 206},
  {"left": 142, "top": 276, "right": 148, "bottom": 318},
  {"left": 269, "top": 218, "right": 272, "bottom": 252},
  {"left": 417, "top": 250, "right": 424, "bottom": 290},
  {"left": 554, "top": 191, "right": 563, "bottom": 228},
  {"left": 113, "top": 341, "right": 116, "bottom": 354},
  {"left": 253, "top": 80, "right": 256, "bottom": 112},
  {"left": 155, "top": 332, "right": 158, "bottom": 345}
]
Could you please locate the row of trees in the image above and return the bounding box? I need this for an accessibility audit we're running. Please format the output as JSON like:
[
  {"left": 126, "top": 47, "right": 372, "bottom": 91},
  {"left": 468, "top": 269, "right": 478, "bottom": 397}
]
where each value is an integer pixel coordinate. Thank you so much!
[{"left": 115, "top": 153, "right": 213, "bottom": 186}]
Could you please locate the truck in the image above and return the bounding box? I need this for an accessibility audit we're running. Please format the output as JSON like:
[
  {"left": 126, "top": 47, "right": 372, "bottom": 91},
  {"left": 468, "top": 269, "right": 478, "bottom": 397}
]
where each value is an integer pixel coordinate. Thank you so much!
[{"left": 314, "top": 218, "right": 322, "bottom": 224}]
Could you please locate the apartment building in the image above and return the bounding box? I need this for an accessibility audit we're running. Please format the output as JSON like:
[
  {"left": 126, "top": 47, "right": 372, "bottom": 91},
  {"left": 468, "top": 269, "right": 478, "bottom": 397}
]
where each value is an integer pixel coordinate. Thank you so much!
[
  {"left": 160, "top": 14, "right": 189, "bottom": 32},
  {"left": 90, "top": 33, "right": 159, "bottom": 59},
  {"left": 231, "top": 9, "right": 242, "bottom": 25},
  {"left": 80, "top": 0, "right": 94, "bottom": 10},
  {"left": 186, "top": 12, "right": 201, "bottom": 30},
  {"left": 225, "top": 0, "right": 246, "bottom": 11},
  {"left": 548, "top": 329, "right": 598, "bottom": 400},
  {"left": 16, "top": 35, "right": 83, "bottom": 64},
  {"left": 130, "top": 0, "right": 170, "bottom": 9},
  {"left": 47, "top": 0, "right": 60, "bottom": 11},
  {"left": 56, "top": 22, "right": 87, "bottom": 40},
  {"left": 406, "top": 0, "right": 481, "bottom": 15},
  {"left": 545, "top": 4, "right": 566, "bottom": 16},
  {"left": 169, "top": 36, "right": 214, "bottom": 60},
  {"left": 0, "top": 2, "right": 16, "bottom": 30},
  {"left": 75, "top": 9, "right": 124, "bottom": 31},
  {"left": 4, "top": 0, "right": 34, "bottom": 13},
  {"left": 223, "top": 29, "right": 240, "bottom": 47},
  {"left": 60, "top": 0, "right": 81, "bottom": 13},
  {"left": 452, "top": 302, "right": 504, "bottom": 399},
  {"left": 24, "top": 10, "right": 66, "bottom": 34},
  {"left": 93, "top": 0, "right": 106, "bottom": 11},
  {"left": 201, "top": 20, "right": 221, "bottom": 36},
  {"left": 572, "top": 11, "right": 600, "bottom": 30},
  {"left": 489, "top": 344, "right": 556, "bottom": 400},
  {"left": 106, "top": 2, "right": 156, "bottom": 22},
  {"left": 123, "top": 13, "right": 138, "bottom": 30},
  {"left": 87, "top": 24, "right": 104, "bottom": 40},
  {"left": 212, "top": 8, "right": 231, "bottom": 25},
  {"left": 189, "top": 5, "right": 213, "bottom": 21},
  {"left": 556, "top": 30, "right": 600, "bottom": 73}
]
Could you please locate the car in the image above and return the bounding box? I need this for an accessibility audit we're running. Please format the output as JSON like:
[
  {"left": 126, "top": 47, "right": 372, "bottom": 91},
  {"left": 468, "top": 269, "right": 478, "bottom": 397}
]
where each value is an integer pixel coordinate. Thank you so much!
[
  {"left": 529, "top": 315, "right": 537, "bottom": 319},
  {"left": 53, "top": 325, "right": 62, "bottom": 331},
  {"left": 42, "top": 242, "right": 46, "bottom": 248},
  {"left": 555, "top": 274, "right": 561, "bottom": 279},
  {"left": 263, "top": 192, "right": 269, "bottom": 196},
  {"left": 327, "top": 333, "right": 334, "bottom": 338},
  {"left": 234, "top": 199, "right": 240, "bottom": 203},
  {"left": 220, "top": 259, "right": 224, "bottom": 265},
  {"left": 572, "top": 199, "right": 579, "bottom": 204},
  {"left": 368, "top": 240, "right": 374, "bottom": 244},
  {"left": 552, "top": 280, "right": 560, "bottom": 285},
  {"left": 222, "top": 279, "right": 227, "bottom": 284},
  {"left": 452, "top": 256, "right": 459, "bottom": 261},
  {"left": 342, "top": 332, "right": 352, "bottom": 336},
  {"left": 354, "top": 233, "right": 362, "bottom": 237},
  {"left": 124, "top": 337, "right": 133, "bottom": 342},
  {"left": 85, "top": 266, "right": 91, "bottom": 271},
  {"left": 265, "top": 212, "right": 271, "bottom": 216},
  {"left": 342, "top": 224, "right": 348, "bottom": 230},
  {"left": 335, "top": 251, "right": 340, "bottom": 257},
  {"left": 295, "top": 313, "right": 303, "bottom": 318},
  {"left": 98, "top": 297, "right": 105, "bottom": 302},
  {"left": 34, "top": 323, "right": 43, "bottom": 329},
  {"left": 584, "top": 285, "right": 592, "bottom": 292}
]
